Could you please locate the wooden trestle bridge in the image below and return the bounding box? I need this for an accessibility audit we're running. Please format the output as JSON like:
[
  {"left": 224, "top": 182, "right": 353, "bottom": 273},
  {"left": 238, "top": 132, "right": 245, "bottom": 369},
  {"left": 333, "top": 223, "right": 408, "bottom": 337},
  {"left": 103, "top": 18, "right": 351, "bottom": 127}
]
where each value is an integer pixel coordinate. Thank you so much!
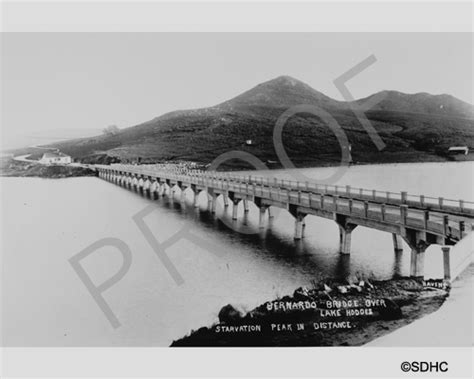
[{"left": 95, "top": 164, "right": 474, "bottom": 281}]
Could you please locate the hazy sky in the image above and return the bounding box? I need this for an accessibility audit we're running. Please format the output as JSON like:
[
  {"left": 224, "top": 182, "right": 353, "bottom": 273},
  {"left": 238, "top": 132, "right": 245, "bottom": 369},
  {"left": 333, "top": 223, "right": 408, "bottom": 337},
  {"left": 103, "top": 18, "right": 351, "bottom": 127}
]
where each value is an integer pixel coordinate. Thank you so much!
[{"left": 2, "top": 32, "right": 472, "bottom": 149}]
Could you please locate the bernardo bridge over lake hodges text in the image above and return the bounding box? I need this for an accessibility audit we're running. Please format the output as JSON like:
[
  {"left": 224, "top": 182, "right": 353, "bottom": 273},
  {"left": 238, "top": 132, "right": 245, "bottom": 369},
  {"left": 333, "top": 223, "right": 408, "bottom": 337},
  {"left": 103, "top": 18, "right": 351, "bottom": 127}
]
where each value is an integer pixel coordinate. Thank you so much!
[{"left": 96, "top": 164, "right": 473, "bottom": 282}]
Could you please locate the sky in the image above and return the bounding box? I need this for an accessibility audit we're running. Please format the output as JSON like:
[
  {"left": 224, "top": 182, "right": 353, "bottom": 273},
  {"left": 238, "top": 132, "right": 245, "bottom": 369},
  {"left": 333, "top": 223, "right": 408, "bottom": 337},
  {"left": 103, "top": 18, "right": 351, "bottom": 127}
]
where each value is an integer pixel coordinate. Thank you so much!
[{"left": 1, "top": 32, "right": 472, "bottom": 150}]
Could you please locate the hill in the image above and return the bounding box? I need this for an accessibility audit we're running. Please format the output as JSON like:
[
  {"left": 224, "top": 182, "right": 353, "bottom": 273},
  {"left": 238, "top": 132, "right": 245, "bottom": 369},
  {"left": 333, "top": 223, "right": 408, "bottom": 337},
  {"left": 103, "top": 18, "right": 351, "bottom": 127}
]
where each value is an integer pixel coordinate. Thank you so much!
[
  {"left": 354, "top": 91, "right": 473, "bottom": 119},
  {"left": 15, "top": 76, "right": 474, "bottom": 169}
]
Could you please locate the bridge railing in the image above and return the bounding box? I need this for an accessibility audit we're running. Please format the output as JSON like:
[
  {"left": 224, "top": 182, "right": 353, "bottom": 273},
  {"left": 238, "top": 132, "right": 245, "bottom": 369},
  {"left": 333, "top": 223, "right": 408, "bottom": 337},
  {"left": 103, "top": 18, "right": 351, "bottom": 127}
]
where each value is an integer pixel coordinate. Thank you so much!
[
  {"left": 100, "top": 164, "right": 474, "bottom": 217},
  {"left": 98, "top": 165, "right": 471, "bottom": 240},
  {"left": 203, "top": 170, "right": 474, "bottom": 216}
]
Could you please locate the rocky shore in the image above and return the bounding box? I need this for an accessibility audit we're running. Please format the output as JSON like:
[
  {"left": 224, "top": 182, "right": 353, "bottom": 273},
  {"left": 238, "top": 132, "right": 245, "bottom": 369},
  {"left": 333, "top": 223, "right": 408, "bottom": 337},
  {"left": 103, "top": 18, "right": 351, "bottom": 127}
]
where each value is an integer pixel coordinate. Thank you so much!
[
  {"left": 171, "top": 277, "right": 449, "bottom": 347},
  {"left": 0, "top": 158, "right": 97, "bottom": 178}
]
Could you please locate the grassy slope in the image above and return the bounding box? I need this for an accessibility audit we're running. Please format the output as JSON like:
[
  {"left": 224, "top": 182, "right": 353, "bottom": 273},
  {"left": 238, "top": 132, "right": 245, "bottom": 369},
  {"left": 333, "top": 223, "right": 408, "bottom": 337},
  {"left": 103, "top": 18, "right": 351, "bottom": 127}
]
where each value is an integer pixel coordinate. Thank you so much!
[
  {"left": 11, "top": 76, "right": 474, "bottom": 170},
  {"left": 36, "top": 105, "right": 474, "bottom": 170}
]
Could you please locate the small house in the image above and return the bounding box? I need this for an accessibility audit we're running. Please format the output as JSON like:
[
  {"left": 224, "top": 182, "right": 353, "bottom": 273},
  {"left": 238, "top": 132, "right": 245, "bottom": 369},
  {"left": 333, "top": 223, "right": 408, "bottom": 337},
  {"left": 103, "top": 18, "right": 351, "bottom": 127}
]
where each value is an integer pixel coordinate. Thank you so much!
[
  {"left": 447, "top": 146, "right": 469, "bottom": 155},
  {"left": 39, "top": 151, "right": 72, "bottom": 165}
]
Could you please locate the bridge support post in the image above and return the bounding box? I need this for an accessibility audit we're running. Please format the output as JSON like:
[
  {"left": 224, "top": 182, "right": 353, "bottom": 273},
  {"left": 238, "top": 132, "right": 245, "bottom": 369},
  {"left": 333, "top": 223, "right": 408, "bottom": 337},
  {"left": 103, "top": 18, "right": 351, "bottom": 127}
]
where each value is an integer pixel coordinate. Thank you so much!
[
  {"left": 294, "top": 213, "right": 306, "bottom": 240},
  {"left": 258, "top": 206, "right": 267, "bottom": 228},
  {"left": 232, "top": 200, "right": 239, "bottom": 220},
  {"left": 268, "top": 207, "right": 274, "bottom": 218},
  {"left": 151, "top": 181, "right": 159, "bottom": 200},
  {"left": 392, "top": 234, "right": 404, "bottom": 253},
  {"left": 442, "top": 246, "right": 451, "bottom": 281},
  {"left": 180, "top": 187, "right": 187, "bottom": 203},
  {"left": 211, "top": 194, "right": 217, "bottom": 213},
  {"left": 139, "top": 179, "right": 144, "bottom": 195},
  {"left": 243, "top": 199, "right": 249, "bottom": 213},
  {"left": 403, "top": 231, "right": 429, "bottom": 278},
  {"left": 170, "top": 186, "right": 176, "bottom": 203},
  {"left": 410, "top": 249, "right": 426, "bottom": 278},
  {"left": 206, "top": 193, "right": 214, "bottom": 213},
  {"left": 335, "top": 215, "right": 357, "bottom": 254},
  {"left": 338, "top": 223, "right": 357, "bottom": 254},
  {"left": 193, "top": 191, "right": 200, "bottom": 208},
  {"left": 223, "top": 194, "right": 229, "bottom": 208}
]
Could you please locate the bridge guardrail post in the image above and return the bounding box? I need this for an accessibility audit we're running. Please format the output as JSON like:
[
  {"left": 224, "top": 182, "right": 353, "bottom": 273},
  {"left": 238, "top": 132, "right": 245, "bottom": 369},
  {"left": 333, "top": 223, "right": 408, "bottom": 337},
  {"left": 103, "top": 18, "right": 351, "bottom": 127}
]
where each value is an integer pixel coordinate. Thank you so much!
[
  {"left": 401, "top": 191, "right": 407, "bottom": 204},
  {"left": 364, "top": 201, "right": 369, "bottom": 218},
  {"left": 459, "top": 221, "right": 465, "bottom": 237},
  {"left": 420, "top": 195, "right": 425, "bottom": 207},
  {"left": 372, "top": 189, "right": 376, "bottom": 200},
  {"left": 346, "top": 185, "right": 351, "bottom": 196},
  {"left": 443, "top": 215, "right": 449, "bottom": 235},
  {"left": 439, "top": 197, "right": 444, "bottom": 209},
  {"left": 400, "top": 205, "right": 408, "bottom": 225},
  {"left": 333, "top": 195, "right": 338, "bottom": 212},
  {"left": 459, "top": 199, "right": 464, "bottom": 212},
  {"left": 320, "top": 194, "right": 325, "bottom": 209},
  {"left": 380, "top": 204, "right": 385, "bottom": 221},
  {"left": 423, "top": 210, "right": 429, "bottom": 229}
]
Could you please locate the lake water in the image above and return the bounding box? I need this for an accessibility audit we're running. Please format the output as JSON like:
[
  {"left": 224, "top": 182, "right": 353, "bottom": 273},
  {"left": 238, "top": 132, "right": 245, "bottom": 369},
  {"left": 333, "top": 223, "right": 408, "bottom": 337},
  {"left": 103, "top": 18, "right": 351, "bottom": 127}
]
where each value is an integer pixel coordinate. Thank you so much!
[{"left": 1, "top": 162, "right": 472, "bottom": 346}]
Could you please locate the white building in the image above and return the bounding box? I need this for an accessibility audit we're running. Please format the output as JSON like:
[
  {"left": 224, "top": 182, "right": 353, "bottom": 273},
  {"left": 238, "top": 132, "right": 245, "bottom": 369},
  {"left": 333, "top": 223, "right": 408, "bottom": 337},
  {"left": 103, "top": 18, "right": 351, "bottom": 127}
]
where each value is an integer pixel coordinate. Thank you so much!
[
  {"left": 447, "top": 146, "right": 469, "bottom": 155},
  {"left": 39, "top": 151, "right": 72, "bottom": 165}
]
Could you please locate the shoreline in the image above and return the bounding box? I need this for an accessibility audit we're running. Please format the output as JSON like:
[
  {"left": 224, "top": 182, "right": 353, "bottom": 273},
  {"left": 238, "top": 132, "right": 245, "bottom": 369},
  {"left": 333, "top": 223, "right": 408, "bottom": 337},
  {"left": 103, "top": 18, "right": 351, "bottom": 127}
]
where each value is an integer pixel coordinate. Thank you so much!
[
  {"left": 170, "top": 276, "right": 450, "bottom": 347},
  {"left": 2, "top": 156, "right": 472, "bottom": 179},
  {"left": 366, "top": 263, "right": 473, "bottom": 346},
  {"left": 0, "top": 158, "right": 96, "bottom": 178}
]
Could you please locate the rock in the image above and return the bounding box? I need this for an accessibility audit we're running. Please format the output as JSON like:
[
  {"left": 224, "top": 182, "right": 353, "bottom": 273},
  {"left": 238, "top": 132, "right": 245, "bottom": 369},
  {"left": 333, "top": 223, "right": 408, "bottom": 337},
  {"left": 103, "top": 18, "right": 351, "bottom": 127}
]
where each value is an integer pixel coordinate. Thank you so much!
[
  {"left": 323, "top": 284, "right": 333, "bottom": 293},
  {"left": 293, "top": 286, "right": 311, "bottom": 300},
  {"left": 378, "top": 298, "right": 402, "bottom": 320},
  {"left": 337, "top": 285, "right": 348, "bottom": 294},
  {"left": 218, "top": 304, "right": 244, "bottom": 323},
  {"left": 350, "top": 284, "right": 363, "bottom": 293}
]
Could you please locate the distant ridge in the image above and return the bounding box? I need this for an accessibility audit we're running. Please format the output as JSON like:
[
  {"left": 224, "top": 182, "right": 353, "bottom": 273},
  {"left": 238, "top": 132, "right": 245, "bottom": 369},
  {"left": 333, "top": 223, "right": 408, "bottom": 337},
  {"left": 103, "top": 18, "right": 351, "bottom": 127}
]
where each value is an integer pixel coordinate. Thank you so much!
[{"left": 354, "top": 90, "right": 473, "bottom": 119}]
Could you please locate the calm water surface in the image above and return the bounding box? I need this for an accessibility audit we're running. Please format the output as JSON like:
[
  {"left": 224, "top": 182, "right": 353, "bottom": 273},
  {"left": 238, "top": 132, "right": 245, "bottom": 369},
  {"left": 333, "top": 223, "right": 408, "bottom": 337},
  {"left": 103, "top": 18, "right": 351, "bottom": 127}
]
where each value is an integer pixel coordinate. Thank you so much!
[{"left": 1, "top": 162, "right": 472, "bottom": 346}]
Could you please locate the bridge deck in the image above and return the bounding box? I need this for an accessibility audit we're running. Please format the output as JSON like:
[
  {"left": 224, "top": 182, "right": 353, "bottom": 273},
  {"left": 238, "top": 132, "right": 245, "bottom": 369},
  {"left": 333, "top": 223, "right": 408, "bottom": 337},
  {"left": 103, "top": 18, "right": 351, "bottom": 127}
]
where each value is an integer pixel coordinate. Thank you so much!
[{"left": 96, "top": 164, "right": 474, "bottom": 244}]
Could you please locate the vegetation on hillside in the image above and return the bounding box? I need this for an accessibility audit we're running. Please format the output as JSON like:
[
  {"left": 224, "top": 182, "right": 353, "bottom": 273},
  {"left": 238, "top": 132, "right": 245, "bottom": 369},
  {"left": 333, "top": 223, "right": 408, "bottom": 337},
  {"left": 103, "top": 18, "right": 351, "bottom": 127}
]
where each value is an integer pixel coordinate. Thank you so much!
[{"left": 10, "top": 76, "right": 474, "bottom": 170}]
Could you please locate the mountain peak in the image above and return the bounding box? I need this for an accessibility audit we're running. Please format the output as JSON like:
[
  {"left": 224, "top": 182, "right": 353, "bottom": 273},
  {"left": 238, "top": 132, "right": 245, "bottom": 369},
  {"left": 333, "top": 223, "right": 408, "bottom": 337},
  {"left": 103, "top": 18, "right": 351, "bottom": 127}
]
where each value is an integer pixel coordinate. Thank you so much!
[
  {"left": 219, "top": 75, "right": 342, "bottom": 110},
  {"left": 268, "top": 75, "right": 305, "bottom": 86}
]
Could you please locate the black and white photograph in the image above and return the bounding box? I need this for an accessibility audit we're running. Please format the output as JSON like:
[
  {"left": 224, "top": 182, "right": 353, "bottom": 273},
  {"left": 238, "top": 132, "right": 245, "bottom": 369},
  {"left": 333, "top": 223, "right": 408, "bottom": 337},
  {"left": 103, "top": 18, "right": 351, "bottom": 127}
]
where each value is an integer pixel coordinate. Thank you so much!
[{"left": 1, "top": 1, "right": 473, "bottom": 378}]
